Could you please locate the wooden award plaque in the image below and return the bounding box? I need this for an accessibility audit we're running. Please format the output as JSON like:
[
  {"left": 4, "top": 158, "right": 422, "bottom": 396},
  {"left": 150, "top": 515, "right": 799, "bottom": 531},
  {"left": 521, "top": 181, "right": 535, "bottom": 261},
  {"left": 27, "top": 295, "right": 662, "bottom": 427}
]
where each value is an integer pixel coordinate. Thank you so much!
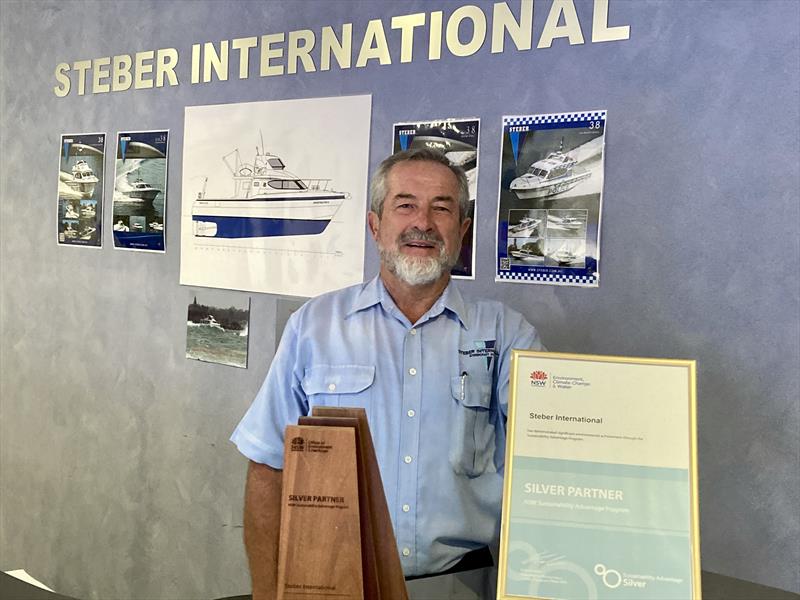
[
  {"left": 277, "top": 423, "right": 363, "bottom": 599},
  {"left": 276, "top": 407, "right": 408, "bottom": 600}
]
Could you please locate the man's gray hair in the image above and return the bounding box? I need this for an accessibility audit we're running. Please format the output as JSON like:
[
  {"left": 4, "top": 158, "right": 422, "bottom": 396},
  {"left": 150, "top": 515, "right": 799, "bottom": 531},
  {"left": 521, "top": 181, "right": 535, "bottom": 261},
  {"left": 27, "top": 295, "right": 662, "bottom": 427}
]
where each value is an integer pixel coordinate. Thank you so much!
[{"left": 369, "top": 148, "right": 470, "bottom": 222}]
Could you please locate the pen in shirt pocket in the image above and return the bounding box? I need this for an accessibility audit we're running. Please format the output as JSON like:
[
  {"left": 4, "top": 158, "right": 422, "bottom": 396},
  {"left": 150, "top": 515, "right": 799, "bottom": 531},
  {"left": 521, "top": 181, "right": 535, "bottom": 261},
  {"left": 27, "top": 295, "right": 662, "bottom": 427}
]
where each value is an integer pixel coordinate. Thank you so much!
[{"left": 460, "top": 371, "right": 468, "bottom": 402}]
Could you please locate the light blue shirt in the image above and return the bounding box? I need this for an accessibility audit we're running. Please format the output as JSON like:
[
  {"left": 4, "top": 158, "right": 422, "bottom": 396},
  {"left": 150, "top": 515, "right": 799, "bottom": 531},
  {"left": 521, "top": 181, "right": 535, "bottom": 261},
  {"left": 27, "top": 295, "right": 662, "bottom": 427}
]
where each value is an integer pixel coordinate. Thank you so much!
[{"left": 231, "top": 275, "right": 544, "bottom": 576}]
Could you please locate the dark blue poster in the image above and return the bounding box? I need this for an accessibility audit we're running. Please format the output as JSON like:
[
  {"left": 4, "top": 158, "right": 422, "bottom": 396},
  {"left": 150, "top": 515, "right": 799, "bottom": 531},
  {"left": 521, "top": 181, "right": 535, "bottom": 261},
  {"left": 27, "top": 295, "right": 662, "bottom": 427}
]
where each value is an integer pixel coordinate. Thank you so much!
[
  {"left": 392, "top": 118, "right": 480, "bottom": 279},
  {"left": 58, "top": 132, "right": 105, "bottom": 247},
  {"left": 112, "top": 130, "right": 169, "bottom": 252}
]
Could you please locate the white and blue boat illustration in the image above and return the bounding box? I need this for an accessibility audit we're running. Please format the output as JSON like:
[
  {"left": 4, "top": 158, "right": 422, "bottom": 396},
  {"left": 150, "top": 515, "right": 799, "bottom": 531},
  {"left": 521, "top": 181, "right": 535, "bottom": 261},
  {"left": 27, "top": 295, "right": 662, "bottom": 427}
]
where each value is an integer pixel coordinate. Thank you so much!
[{"left": 192, "top": 139, "right": 347, "bottom": 239}]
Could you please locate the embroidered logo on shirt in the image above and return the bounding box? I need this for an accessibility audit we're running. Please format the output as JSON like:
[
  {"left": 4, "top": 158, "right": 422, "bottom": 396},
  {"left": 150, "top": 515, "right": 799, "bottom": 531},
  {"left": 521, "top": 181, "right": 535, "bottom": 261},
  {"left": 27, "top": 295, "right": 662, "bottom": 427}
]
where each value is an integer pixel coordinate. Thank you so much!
[{"left": 459, "top": 340, "right": 497, "bottom": 370}]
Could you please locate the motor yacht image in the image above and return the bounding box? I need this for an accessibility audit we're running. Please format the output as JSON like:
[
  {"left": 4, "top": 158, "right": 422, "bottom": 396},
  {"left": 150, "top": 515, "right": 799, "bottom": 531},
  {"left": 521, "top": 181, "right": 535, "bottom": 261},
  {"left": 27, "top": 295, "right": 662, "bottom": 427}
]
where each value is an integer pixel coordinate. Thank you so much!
[
  {"left": 558, "top": 215, "right": 583, "bottom": 230},
  {"left": 79, "top": 226, "right": 96, "bottom": 240},
  {"left": 510, "top": 248, "right": 542, "bottom": 262},
  {"left": 63, "top": 160, "right": 99, "bottom": 198},
  {"left": 508, "top": 216, "right": 542, "bottom": 237},
  {"left": 124, "top": 178, "right": 161, "bottom": 202},
  {"left": 510, "top": 139, "right": 591, "bottom": 200},
  {"left": 63, "top": 223, "right": 78, "bottom": 239},
  {"left": 547, "top": 213, "right": 584, "bottom": 231},
  {"left": 550, "top": 248, "right": 579, "bottom": 265},
  {"left": 64, "top": 204, "right": 80, "bottom": 219},
  {"left": 192, "top": 136, "right": 348, "bottom": 239},
  {"left": 204, "top": 315, "right": 224, "bottom": 329}
]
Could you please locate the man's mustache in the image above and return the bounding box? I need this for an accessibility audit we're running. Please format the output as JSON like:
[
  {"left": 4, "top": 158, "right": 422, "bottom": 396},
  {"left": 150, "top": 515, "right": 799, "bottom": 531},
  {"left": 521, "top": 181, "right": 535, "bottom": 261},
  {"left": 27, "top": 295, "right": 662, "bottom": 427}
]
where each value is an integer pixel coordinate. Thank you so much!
[{"left": 398, "top": 228, "right": 444, "bottom": 246}]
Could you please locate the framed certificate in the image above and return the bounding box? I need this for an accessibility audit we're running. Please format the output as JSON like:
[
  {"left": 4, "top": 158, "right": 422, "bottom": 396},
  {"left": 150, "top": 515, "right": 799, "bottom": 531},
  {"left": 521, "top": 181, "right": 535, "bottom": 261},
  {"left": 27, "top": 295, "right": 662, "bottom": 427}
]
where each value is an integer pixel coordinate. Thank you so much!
[{"left": 498, "top": 351, "right": 701, "bottom": 600}]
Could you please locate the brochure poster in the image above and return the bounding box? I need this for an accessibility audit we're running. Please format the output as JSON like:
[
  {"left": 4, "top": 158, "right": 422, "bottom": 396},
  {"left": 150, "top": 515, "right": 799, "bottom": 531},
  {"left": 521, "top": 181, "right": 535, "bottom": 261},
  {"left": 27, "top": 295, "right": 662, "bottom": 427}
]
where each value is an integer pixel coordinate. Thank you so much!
[
  {"left": 186, "top": 290, "right": 250, "bottom": 369},
  {"left": 392, "top": 118, "right": 480, "bottom": 279},
  {"left": 57, "top": 133, "right": 105, "bottom": 247},
  {"left": 112, "top": 130, "right": 169, "bottom": 252},
  {"left": 180, "top": 95, "right": 371, "bottom": 297},
  {"left": 496, "top": 111, "right": 606, "bottom": 287},
  {"left": 498, "top": 351, "right": 701, "bottom": 600}
]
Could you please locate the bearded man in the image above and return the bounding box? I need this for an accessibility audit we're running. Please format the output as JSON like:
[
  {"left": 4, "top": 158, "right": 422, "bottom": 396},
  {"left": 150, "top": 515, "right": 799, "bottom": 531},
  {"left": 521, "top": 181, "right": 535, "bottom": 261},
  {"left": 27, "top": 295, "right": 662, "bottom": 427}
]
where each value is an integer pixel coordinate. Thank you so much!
[{"left": 231, "top": 148, "right": 545, "bottom": 599}]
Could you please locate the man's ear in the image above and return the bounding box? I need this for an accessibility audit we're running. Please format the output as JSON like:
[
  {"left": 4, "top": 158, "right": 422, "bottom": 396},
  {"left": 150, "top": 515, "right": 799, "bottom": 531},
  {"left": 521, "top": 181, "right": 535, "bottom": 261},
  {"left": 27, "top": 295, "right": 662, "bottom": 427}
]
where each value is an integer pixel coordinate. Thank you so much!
[{"left": 367, "top": 211, "right": 380, "bottom": 240}]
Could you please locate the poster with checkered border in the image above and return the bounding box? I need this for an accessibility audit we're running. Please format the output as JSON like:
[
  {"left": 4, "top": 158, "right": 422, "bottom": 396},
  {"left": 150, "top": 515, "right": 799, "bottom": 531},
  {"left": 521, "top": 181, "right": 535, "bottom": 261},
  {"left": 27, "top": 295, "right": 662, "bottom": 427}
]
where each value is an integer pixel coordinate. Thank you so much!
[{"left": 495, "top": 111, "right": 606, "bottom": 287}]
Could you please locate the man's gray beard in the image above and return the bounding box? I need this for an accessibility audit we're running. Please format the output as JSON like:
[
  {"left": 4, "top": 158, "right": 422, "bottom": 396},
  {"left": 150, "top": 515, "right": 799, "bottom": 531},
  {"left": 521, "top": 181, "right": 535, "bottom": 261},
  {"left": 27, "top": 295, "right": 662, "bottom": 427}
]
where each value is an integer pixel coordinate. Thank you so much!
[{"left": 379, "top": 243, "right": 458, "bottom": 286}]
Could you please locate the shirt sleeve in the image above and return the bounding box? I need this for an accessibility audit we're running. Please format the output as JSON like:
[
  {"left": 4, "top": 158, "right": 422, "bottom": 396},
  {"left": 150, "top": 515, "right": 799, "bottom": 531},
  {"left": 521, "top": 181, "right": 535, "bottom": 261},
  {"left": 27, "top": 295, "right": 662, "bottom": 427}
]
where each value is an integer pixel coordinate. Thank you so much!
[{"left": 229, "top": 312, "right": 309, "bottom": 469}]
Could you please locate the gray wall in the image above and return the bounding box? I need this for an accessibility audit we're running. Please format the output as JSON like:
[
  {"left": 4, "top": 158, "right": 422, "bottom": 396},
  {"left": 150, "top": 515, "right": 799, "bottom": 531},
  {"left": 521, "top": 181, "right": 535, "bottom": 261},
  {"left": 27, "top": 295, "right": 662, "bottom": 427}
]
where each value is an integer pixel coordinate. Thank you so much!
[{"left": 1, "top": 1, "right": 798, "bottom": 598}]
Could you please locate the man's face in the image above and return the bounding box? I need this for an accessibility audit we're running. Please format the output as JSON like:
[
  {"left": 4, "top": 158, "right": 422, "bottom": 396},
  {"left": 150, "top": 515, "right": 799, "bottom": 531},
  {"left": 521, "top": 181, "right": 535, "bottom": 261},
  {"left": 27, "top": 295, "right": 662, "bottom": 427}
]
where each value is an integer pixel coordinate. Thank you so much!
[{"left": 368, "top": 160, "right": 471, "bottom": 287}]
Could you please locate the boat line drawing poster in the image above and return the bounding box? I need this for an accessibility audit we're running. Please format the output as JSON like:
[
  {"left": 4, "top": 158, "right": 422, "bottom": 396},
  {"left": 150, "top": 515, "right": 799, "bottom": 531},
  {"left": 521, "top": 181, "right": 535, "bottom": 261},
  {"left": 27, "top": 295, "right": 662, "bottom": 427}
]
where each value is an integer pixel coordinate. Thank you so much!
[
  {"left": 392, "top": 118, "right": 480, "bottom": 279},
  {"left": 112, "top": 130, "right": 169, "bottom": 252},
  {"left": 57, "top": 132, "right": 105, "bottom": 247},
  {"left": 496, "top": 111, "right": 607, "bottom": 287},
  {"left": 180, "top": 95, "right": 372, "bottom": 297}
]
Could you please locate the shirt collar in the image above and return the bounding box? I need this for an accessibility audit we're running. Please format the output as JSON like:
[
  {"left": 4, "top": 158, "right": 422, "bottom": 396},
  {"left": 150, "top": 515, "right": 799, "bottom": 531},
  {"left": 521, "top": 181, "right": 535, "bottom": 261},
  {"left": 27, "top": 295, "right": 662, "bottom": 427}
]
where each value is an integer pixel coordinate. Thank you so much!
[
  {"left": 347, "top": 275, "right": 384, "bottom": 316},
  {"left": 347, "top": 275, "right": 468, "bottom": 330}
]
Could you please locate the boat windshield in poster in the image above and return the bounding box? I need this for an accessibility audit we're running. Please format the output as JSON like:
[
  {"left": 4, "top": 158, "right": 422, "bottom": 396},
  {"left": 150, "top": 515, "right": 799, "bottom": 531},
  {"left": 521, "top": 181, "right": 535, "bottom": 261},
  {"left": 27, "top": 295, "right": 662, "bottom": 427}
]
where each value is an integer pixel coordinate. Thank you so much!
[
  {"left": 180, "top": 95, "right": 371, "bottom": 297},
  {"left": 496, "top": 111, "right": 606, "bottom": 287},
  {"left": 112, "top": 130, "right": 169, "bottom": 252},
  {"left": 57, "top": 133, "right": 105, "bottom": 248},
  {"left": 392, "top": 118, "right": 480, "bottom": 279}
]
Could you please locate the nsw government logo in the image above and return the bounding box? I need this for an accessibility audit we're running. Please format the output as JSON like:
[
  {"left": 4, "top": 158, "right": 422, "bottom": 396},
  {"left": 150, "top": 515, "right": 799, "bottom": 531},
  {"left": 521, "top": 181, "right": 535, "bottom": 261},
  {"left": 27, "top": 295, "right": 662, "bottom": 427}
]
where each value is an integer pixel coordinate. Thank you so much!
[
  {"left": 290, "top": 436, "right": 305, "bottom": 452},
  {"left": 530, "top": 370, "right": 548, "bottom": 387}
]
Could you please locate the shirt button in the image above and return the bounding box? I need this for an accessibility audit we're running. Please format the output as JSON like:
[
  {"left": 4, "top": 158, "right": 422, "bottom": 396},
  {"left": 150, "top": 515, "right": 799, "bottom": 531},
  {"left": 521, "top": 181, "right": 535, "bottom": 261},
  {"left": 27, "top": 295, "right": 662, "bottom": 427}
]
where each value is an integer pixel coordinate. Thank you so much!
[
  {"left": 328, "top": 383, "right": 336, "bottom": 391},
  {"left": 402, "top": 547, "right": 411, "bottom": 557},
  {"left": 407, "top": 409, "right": 415, "bottom": 418},
  {"left": 404, "top": 455, "right": 413, "bottom": 464},
  {"left": 409, "top": 367, "right": 417, "bottom": 376},
  {"left": 402, "top": 504, "right": 410, "bottom": 512},
  {"left": 410, "top": 329, "right": 417, "bottom": 336}
]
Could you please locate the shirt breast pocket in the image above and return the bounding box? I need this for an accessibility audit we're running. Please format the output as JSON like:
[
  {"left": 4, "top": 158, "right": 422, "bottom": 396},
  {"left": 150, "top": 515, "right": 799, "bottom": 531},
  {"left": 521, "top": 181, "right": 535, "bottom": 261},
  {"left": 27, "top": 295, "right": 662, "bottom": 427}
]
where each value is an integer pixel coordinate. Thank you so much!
[
  {"left": 449, "top": 372, "right": 495, "bottom": 478},
  {"left": 301, "top": 365, "right": 375, "bottom": 415}
]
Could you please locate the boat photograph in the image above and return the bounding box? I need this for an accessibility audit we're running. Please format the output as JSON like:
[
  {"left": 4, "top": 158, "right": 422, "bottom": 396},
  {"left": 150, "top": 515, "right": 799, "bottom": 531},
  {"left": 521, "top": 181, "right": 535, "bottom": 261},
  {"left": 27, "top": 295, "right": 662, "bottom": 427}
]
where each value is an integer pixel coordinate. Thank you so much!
[
  {"left": 130, "top": 216, "right": 146, "bottom": 232},
  {"left": 507, "top": 209, "right": 545, "bottom": 239},
  {"left": 78, "top": 226, "right": 96, "bottom": 240},
  {"left": 510, "top": 138, "right": 591, "bottom": 200},
  {"left": 80, "top": 201, "right": 96, "bottom": 218},
  {"left": 203, "top": 315, "right": 224, "bottom": 330},
  {"left": 546, "top": 241, "right": 585, "bottom": 268},
  {"left": 192, "top": 135, "right": 348, "bottom": 239},
  {"left": 60, "top": 159, "right": 100, "bottom": 199},
  {"left": 64, "top": 203, "right": 80, "bottom": 219},
  {"left": 509, "top": 216, "right": 541, "bottom": 235},
  {"left": 62, "top": 222, "right": 78, "bottom": 239},
  {"left": 124, "top": 178, "right": 161, "bottom": 202},
  {"left": 546, "top": 210, "right": 587, "bottom": 237},
  {"left": 508, "top": 238, "right": 544, "bottom": 264},
  {"left": 551, "top": 248, "right": 577, "bottom": 264},
  {"left": 186, "top": 293, "right": 251, "bottom": 369}
]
